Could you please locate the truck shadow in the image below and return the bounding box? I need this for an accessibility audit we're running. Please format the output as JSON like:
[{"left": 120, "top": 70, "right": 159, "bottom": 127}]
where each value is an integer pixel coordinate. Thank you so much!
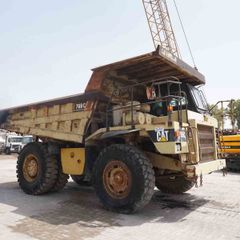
[{"left": 0, "top": 181, "right": 209, "bottom": 240}]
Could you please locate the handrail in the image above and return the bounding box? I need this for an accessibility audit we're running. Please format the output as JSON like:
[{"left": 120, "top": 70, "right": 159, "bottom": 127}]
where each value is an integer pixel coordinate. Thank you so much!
[{"left": 105, "top": 77, "right": 186, "bottom": 131}]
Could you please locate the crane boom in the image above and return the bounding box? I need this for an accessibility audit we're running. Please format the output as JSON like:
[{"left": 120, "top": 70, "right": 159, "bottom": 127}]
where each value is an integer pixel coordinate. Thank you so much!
[{"left": 142, "top": 0, "right": 180, "bottom": 59}]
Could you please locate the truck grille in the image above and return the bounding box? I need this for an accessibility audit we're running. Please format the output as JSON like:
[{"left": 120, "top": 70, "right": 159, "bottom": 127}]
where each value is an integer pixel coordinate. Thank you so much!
[{"left": 198, "top": 125, "right": 215, "bottom": 162}]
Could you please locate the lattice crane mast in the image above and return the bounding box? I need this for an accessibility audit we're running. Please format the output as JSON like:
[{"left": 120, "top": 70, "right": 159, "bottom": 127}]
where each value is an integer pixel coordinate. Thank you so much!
[{"left": 142, "top": 0, "right": 181, "bottom": 59}]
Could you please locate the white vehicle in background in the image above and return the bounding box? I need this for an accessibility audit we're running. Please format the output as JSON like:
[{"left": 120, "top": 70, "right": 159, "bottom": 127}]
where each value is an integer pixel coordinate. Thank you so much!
[
  {"left": 0, "top": 130, "right": 7, "bottom": 154},
  {"left": 22, "top": 135, "right": 33, "bottom": 148},
  {"left": 4, "top": 135, "right": 23, "bottom": 154},
  {"left": 0, "top": 131, "right": 34, "bottom": 154},
  {"left": 0, "top": 136, "right": 5, "bottom": 154}
]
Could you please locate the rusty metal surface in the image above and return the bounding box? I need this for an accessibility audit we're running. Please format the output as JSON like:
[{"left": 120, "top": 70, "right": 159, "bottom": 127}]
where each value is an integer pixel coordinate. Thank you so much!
[
  {"left": 85, "top": 70, "right": 108, "bottom": 93},
  {"left": 89, "top": 49, "right": 205, "bottom": 90},
  {"left": 103, "top": 160, "right": 132, "bottom": 200}
]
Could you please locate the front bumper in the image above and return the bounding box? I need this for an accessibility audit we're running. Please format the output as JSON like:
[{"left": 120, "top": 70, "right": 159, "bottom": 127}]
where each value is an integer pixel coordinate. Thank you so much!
[{"left": 185, "top": 159, "right": 226, "bottom": 178}]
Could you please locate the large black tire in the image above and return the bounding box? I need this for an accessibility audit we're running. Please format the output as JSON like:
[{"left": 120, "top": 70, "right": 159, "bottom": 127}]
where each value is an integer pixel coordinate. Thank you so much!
[
  {"left": 93, "top": 144, "right": 155, "bottom": 214},
  {"left": 17, "top": 142, "right": 58, "bottom": 195},
  {"left": 51, "top": 156, "right": 69, "bottom": 192},
  {"left": 156, "top": 176, "right": 194, "bottom": 194}
]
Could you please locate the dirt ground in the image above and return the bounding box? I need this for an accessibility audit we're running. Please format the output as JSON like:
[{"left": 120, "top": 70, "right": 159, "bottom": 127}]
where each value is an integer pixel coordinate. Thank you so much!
[{"left": 0, "top": 154, "right": 240, "bottom": 240}]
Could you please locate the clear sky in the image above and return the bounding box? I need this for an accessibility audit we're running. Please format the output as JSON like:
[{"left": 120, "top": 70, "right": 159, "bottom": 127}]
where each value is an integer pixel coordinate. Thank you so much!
[{"left": 0, "top": 0, "right": 239, "bottom": 108}]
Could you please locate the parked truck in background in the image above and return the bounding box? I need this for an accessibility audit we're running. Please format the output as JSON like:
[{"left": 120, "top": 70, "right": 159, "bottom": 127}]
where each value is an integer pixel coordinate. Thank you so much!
[
  {"left": 0, "top": 49, "right": 226, "bottom": 213},
  {"left": 0, "top": 130, "right": 33, "bottom": 154},
  {"left": 4, "top": 134, "right": 23, "bottom": 154},
  {"left": 0, "top": 130, "right": 23, "bottom": 154}
]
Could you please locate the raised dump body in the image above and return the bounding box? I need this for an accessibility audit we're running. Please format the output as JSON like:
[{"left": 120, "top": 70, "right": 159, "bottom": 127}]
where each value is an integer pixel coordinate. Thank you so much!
[
  {"left": 0, "top": 49, "right": 226, "bottom": 213},
  {"left": 0, "top": 50, "right": 204, "bottom": 144}
]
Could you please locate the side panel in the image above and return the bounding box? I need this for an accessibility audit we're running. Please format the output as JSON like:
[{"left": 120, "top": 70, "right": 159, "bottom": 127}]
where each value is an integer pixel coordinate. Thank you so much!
[
  {"left": 61, "top": 148, "right": 85, "bottom": 175},
  {"left": 1, "top": 101, "right": 95, "bottom": 143}
]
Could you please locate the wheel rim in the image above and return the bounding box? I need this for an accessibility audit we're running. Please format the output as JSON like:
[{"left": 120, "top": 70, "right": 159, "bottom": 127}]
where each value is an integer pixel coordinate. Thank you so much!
[
  {"left": 23, "top": 154, "right": 39, "bottom": 182},
  {"left": 103, "top": 160, "right": 132, "bottom": 199}
]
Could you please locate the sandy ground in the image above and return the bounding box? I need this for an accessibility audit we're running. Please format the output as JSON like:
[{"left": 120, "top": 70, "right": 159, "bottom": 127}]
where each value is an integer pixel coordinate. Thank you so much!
[{"left": 0, "top": 154, "right": 240, "bottom": 240}]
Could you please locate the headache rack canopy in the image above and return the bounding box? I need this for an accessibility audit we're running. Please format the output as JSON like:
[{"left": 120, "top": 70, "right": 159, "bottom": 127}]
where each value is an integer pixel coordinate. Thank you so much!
[{"left": 86, "top": 48, "right": 205, "bottom": 93}]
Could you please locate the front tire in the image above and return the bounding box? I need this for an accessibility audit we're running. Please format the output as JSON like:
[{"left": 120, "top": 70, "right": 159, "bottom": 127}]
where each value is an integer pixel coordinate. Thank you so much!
[
  {"left": 17, "top": 143, "right": 58, "bottom": 195},
  {"left": 93, "top": 144, "right": 155, "bottom": 214},
  {"left": 156, "top": 175, "right": 194, "bottom": 194}
]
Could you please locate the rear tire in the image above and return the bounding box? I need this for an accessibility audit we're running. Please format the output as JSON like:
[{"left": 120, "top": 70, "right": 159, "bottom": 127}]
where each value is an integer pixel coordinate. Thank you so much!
[
  {"left": 156, "top": 175, "right": 194, "bottom": 194},
  {"left": 93, "top": 144, "right": 155, "bottom": 214},
  {"left": 17, "top": 142, "right": 58, "bottom": 195},
  {"left": 51, "top": 156, "right": 69, "bottom": 192}
]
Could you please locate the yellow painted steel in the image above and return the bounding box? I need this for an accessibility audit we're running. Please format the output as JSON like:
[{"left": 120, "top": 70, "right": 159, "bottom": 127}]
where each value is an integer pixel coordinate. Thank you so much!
[
  {"left": 221, "top": 142, "right": 240, "bottom": 147},
  {"left": 220, "top": 135, "right": 240, "bottom": 142},
  {"left": 186, "top": 159, "right": 226, "bottom": 178},
  {"left": 222, "top": 149, "right": 240, "bottom": 154},
  {"left": 220, "top": 135, "right": 240, "bottom": 154},
  {"left": 61, "top": 148, "right": 85, "bottom": 175}
]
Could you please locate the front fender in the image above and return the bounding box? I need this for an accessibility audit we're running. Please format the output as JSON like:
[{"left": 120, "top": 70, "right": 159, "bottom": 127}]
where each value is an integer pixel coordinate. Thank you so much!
[{"left": 100, "top": 129, "right": 140, "bottom": 140}]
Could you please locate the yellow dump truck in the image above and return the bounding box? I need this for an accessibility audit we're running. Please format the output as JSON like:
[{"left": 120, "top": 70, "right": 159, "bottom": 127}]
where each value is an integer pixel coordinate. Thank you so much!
[
  {"left": 0, "top": 49, "right": 226, "bottom": 213},
  {"left": 220, "top": 134, "right": 240, "bottom": 170}
]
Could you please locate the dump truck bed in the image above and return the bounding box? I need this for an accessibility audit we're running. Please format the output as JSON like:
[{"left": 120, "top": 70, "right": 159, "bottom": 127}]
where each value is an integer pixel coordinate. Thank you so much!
[
  {"left": 0, "top": 91, "right": 108, "bottom": 143},
  {"left": 0, "top": 49, "right": 205, "bottom": 143}
]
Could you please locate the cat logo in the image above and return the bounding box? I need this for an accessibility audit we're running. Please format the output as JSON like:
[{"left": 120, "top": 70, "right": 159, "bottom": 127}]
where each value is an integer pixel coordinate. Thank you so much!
[{"left": 155, "top": 128, "right": 169, "bottom": 142}]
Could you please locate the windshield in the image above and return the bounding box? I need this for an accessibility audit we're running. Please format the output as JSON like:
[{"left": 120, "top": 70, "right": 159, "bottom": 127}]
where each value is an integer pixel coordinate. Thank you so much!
[
  {"left": 188, "top": 85, "right": 208, "bottom": 112},
  {"left": 9, "top": 137, "right": 22, "bottom": 143},
  {"left": 22, "top": 137, "right": 33, "bottom": 144}
]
